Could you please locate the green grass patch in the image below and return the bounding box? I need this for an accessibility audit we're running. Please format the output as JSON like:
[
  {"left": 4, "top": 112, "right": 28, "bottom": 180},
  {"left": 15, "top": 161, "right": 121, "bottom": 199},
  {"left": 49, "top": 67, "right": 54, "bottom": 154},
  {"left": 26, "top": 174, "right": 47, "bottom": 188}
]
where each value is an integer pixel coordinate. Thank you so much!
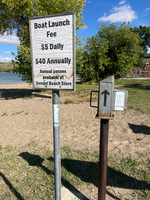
[
  {"left": 115, "top": 79, "right": 150, "bottom": 87},
  {"left": 0, "top": 145, "right": 149, "bottom": 199},
  {"left": 76, "top": 83, "right": 99, "bottom": 91},
  {"left": 63, "top": 99, "right": 74, "bottom": 104},
  {"left": 0, "top": 146, "right": 55, "bottom": 200},
  {"left": 108, "top": 154, "right": 150, "bottom": 199},
  {"left": 127, "top": 88, "right": 150, "bottom": 113},
  {"left": 114, "top": 79, "right": 150, "bottom": 114}
]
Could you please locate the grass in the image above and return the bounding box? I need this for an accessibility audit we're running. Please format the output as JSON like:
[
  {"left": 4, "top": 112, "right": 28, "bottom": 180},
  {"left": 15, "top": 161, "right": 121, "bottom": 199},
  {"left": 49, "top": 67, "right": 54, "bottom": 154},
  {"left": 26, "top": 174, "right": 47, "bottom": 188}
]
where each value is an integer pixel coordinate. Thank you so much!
[
  {"left": 59, "top": 83, "right": 99, "bottom": 104},
  {"left": 108, "top": 154, "right": 150, "bottom": 199},
  {"left": 127, "top": 88, "right": 150, "bottom": 113},
  {"left": 63, "top": 99, "right": 74, "bottom": 104},
  {"left": 0, "top": 145, "right": 55, "bottom": 200},
  {"left": 1, "top": 112, "right": 8, "bottom": 117},
  {"left": 11, "top": 111, "right": 24, "bottom": 115},
  {"left": 114, "top": 79, "right": 150, "bottom": 114},
  {"left": 1, "top": 111, "right": 29, "bottom": 117},
  {"left": 0, "top": 145, "right": 149, "bottom": 199},
  {"left": 0, "top": 62, "right": 13, "bottom": 72},
  {"left": 114, "top": 79, "right": 150, "bottom": 87}
]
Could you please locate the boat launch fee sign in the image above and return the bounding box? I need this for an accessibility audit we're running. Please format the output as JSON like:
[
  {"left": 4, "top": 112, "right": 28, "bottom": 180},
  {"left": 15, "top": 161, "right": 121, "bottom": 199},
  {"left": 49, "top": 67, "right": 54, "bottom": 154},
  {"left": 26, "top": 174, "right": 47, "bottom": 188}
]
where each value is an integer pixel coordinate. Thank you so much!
[{"left": 29, "top": 13, "right": 76, "bottom": 90}]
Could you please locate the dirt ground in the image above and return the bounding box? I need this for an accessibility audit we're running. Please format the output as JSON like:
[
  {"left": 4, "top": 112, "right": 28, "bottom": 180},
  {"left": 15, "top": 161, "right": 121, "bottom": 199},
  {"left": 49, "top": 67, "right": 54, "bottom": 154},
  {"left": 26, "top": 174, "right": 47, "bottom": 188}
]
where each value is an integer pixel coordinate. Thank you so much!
[{"left": 0, "top": 83, "right": 150, "bottom": 200}]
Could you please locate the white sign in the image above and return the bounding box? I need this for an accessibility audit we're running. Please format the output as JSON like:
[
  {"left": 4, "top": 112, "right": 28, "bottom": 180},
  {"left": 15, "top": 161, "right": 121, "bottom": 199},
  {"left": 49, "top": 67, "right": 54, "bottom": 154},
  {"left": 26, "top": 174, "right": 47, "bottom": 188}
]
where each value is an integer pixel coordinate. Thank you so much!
[
  {"left": 113, "top": 90, "right": 128, "bottom": 111},
  {"left": 29, "top": 13, "right": 76, "bottom": 90}
]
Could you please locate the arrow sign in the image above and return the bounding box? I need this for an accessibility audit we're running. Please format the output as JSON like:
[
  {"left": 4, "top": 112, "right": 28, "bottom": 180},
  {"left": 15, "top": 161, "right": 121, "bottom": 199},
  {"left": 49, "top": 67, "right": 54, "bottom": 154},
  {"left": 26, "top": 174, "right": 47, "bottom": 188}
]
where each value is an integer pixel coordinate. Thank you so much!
[
  {"left": 101, "top": 90, "right": 110, "bottom": 107},
  {"left": 98, "top": 76, "right": 114, "bottom": 117}
]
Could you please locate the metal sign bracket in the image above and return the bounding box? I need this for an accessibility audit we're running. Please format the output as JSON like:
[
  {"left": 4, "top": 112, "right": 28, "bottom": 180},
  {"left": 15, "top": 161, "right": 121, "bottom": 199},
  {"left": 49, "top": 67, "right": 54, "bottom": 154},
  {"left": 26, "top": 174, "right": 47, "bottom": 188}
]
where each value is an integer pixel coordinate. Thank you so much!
[{"left": 90, "top": 75, "right": 128, "bottom": 200}]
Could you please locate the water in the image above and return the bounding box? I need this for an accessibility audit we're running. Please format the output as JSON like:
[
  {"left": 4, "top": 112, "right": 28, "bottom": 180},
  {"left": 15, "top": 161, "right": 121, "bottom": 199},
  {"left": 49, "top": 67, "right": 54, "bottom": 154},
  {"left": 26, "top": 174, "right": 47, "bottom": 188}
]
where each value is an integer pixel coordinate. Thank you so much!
[
  {"left": 0, "top": 73, "right": 25, "bottom": 84},
  {"left": 0, "top": 73, "right": 80, "bottom": 85}
]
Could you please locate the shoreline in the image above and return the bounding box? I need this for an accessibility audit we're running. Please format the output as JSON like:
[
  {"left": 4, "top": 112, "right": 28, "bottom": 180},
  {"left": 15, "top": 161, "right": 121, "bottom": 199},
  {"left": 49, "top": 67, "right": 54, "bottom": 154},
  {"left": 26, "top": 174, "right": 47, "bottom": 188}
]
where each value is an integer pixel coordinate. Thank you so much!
[{"left": 0, "top": 82, "right": 32, "bottom": 89}]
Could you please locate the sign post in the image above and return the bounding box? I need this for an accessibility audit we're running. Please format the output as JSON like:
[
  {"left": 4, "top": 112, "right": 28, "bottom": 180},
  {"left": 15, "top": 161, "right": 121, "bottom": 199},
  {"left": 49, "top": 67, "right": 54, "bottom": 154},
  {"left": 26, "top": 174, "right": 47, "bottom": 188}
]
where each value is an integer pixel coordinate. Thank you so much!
[
  {"left": 29, "top": 13, "right": 76, "bottom": 200},
  {"left": 97, "top": 76, "right": 114, "bottom": 200},
  {"left": 90, "top": 76, "right": 128, "bottom": 200},
  {"left": 52, "top": 90, "right": 61, "bottom": 200}
]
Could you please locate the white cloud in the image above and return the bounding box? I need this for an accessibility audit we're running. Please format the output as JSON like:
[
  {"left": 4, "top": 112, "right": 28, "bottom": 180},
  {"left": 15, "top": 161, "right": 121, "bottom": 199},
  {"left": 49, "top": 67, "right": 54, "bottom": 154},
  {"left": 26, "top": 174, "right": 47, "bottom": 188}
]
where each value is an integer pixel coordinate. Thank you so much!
[
  {"left": 98, "top": 1, "right": 137, "bottom": 23},
  {"left": 119, "top": 0, "right": 126, "bottom": 5},
  {"left": 0, "top": 55, "right": 12, "bottom": 62},
  {"left": 144, "top": 8, "right": 150, "bottom": 12},
  {"left": 2, "top": 51, "right": 11, "bottom": 55},
  {"left": 144, "top": 8, "right": 150, "bottom": 16},
  {"left": 0, "top": 33, "right": 19, "bottom": 45}
]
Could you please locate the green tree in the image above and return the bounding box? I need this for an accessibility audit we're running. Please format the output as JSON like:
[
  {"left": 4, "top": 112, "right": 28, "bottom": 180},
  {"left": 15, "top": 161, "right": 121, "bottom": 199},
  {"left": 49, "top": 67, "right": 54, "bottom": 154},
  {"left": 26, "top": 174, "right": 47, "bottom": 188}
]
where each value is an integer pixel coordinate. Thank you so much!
[
  {"left": 0, "top": 0, "right": 86, "bottom": 82},
  {"left": 131, "top": 25, "right": 150, "bottom": 51},
  {"left": 130, "top": 25, "right": 150, "bottom": 67},
  {"left": 78, "top": 23, "right": 143, "bottom": 81}
]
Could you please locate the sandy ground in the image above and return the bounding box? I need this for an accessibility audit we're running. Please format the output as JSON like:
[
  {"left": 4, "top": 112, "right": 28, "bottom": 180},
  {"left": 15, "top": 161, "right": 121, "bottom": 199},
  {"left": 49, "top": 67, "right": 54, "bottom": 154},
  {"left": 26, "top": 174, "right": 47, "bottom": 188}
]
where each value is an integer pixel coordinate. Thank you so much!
[{"left": 0, "top": 83, "right": 150, "bottom": 199}]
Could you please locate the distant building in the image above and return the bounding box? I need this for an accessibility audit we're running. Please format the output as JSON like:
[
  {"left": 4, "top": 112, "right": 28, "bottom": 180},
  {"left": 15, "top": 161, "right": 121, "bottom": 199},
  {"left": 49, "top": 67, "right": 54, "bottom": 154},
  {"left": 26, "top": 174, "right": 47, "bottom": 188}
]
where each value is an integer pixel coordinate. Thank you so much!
[{"left": 130, "top": 54, "right": 150, "bottom": 78}]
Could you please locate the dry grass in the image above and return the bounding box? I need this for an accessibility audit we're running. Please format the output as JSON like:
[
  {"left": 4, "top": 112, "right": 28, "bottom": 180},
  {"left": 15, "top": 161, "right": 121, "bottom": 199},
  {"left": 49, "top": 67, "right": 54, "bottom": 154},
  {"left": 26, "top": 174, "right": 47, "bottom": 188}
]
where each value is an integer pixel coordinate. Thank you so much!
[{"left": 0, "top": 62, "right": 13, "bottom": 72}]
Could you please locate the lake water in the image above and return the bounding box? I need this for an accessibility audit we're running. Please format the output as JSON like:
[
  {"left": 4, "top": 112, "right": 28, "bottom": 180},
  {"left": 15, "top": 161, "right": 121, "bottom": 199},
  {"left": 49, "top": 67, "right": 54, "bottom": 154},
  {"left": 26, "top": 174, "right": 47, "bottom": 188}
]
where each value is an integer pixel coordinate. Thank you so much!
[
  {"left": 0, "top": 73, "right": 81, "bottom": 85},
  {"left": 0, "top": 73, "right": 25, "bottom": 84}
]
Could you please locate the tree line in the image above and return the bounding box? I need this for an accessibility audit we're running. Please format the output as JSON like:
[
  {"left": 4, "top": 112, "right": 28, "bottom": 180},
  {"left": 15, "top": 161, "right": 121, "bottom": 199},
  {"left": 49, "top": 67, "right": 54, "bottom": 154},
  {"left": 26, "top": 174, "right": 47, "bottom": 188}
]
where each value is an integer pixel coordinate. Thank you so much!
[
  {"left": 77, "top": 23, "right": 150, "bottom": 82},
  {"left": 0, "top": 0, "right": 150, "bottom": 82}
]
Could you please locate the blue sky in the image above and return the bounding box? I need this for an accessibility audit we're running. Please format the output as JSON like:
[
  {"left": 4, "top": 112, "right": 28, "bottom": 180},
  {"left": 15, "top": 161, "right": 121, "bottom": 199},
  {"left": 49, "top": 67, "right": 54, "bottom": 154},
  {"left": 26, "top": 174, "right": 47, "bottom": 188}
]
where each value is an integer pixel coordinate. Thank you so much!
[{"left": 0, "top": 0, "right": 150, "bottom": 62}]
